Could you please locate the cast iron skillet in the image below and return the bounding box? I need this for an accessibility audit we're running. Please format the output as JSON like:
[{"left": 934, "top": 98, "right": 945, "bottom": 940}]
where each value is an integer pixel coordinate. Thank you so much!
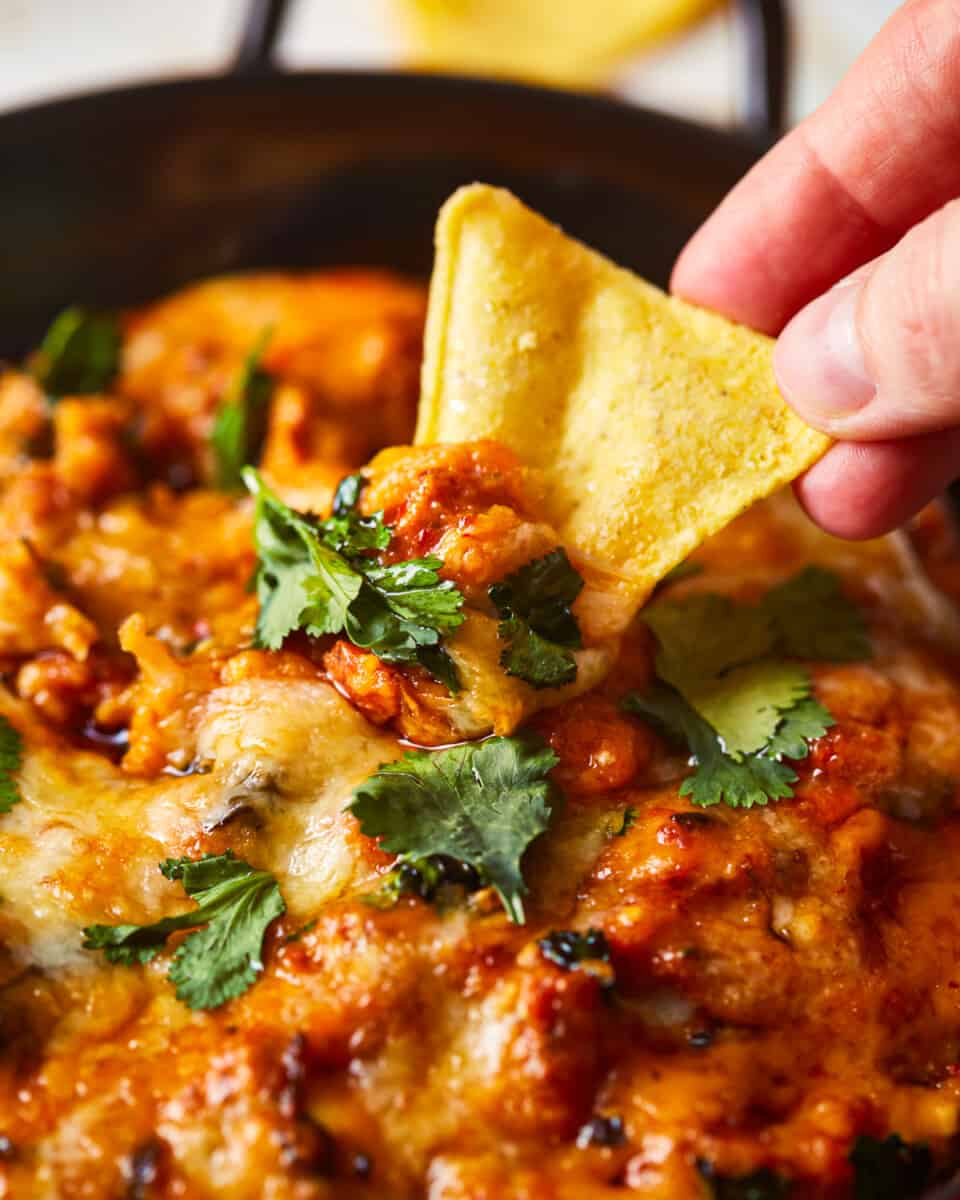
[
  {"left": 0, "top": 0, "right": 787, "bottom": 355},
  {"left": 1, "top": 2, "right": 958, "bottom": 1196}
]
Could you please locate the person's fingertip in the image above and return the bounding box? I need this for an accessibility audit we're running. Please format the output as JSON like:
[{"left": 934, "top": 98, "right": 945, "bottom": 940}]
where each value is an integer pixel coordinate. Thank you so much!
[
  {"left": 793, "top": 433, "right": 960, "bottom": 539},
  {"left": 793, "top": 450, "right": 889, "bottom": 540},
  {"left": 774, "top": 280, "right": 875, "bottom": 431}
]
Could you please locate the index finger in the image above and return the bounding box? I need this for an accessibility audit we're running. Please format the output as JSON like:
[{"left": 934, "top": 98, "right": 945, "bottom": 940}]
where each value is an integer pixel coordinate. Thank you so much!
[{"left": 671, "top": 0, "right": 960, "bottom": 334}]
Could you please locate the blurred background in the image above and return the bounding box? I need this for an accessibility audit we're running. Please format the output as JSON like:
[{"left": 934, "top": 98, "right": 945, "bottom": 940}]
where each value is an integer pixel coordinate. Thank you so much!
[{"left": 0, "top": 0, "right": 901, "bottom": 127}]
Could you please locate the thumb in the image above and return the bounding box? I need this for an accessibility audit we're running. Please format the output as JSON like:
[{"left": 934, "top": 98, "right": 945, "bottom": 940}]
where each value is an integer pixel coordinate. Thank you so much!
[{"left": 774, "top": 197, "right": 960, "bottom": 441}]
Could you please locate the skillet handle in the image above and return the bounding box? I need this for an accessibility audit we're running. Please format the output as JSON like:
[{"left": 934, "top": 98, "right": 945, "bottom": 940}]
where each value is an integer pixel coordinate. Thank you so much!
[
  {"left": 736, "top": 0, "right": 789, "bottom": 142},
  {"left": 233, "top": 0, "right": 291, "bottom": 74},
  {"left": 233, "top": 0, "right": 790, "bottom": 142}
]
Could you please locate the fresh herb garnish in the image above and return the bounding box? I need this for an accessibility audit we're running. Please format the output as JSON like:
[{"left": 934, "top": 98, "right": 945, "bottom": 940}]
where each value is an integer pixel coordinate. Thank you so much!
[
  {"left": 332, "top": 472, "right": 365, "bottom": 515},
  {"left": 284, "top": 919, "right": 317, "bottom": 944},
  {"left": 363, "top": 855, "right": 484, "bottom": 912},
  {"left": 210, "top": 330, "right": 273, "bottom": 490},
  {"left": 539, "top": 928, "right": 612, "bottom": 986},
  {"left": 624, "top": 569, "right": 867, "bottom": 809},
  {"left": 0, "top": 716, "right": 23, "bottom": 814},
  {"left": 33, "top": 307, "right": 121, "bottom": 399},
  {"left": 762, "top": 567, "right": 872, "bottom": 662},
  {"left": 349, "top": 735, "right": 560, "bottom": 924},
  {"left": 626, "top": 681, "right": 829, "bottom": 811},
  {"left": 489, "top": 548, "right": 584, "bottom": 689},
  {"left": 244, "top": 468, "right": 464, "bottom": 690},
  {"left": 608, "top": 805, "right": 636, "bottom": 837},
  {"left": 849, "top": 1134, "right": 935, "bottom": 1200},
  {"left": 696, "top": 1160, "right": 793, "bottom": 1199},
  {"left": 82, "top": 851, "right": 285, "bottom": 1010}
]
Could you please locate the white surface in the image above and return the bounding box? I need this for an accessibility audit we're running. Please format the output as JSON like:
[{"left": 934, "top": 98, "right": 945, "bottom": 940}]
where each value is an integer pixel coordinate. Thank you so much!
[{"left": 0, "top": 0, "right": 904, "bottom": 128}]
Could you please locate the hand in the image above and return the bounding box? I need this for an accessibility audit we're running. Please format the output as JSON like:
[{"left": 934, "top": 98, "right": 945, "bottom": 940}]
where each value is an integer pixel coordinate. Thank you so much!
[{"left": 672, "top": 0, "right": 960, "bottom": 539}]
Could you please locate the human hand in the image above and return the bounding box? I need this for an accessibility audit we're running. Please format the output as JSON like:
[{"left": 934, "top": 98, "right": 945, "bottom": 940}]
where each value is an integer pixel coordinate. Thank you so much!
[{"left": 672, "top": 0, "right": 960, "bottom": 539}]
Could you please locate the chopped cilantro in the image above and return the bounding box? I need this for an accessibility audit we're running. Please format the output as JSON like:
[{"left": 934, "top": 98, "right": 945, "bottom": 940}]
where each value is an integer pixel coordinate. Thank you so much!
[
  {"left": 624, "top": 682, "right": 830, "bottom": 809},
  {"left": 244, "top": 469, "right": 464, "bottom": 690},
  {"left": 33, "top": 307, "right": 121, "bottom": 399},
  {"left": 319, "top": 471, "right": 391, "bottom": 557},
  {"left": 349, "top": 735, "right": 560, "bottom": 924},
  {"left": 609, "top": 805, "right": 636, "bottom": 837},
  {"left": 539, "top": 928, "right": 612, "bottom": 984},
  {"left": 0, "top": 716, "right": 23, "bottom": 814},
  {"left": 489, "top": 549, "right": 583, "bottom": 689},
  {"left": 849, "top": 1134, "right": 935, "bottom": 1200},
  {"left": 764, "top": 696, "right": 836, "bottom": 760},
  {"left": 284, "top": 919, "right": 317, "bottom": 944},
  {"left": 643, "top": 592, "right": 776, "bottom": 694},
  {"left": 629, "top": 569, "right": 864, "bottom": 809},
  {"left": 82, "top": 851, "right": 285, "bottom": 1010},
  {"left": 332, "top": 473, "right": 365, "bottom": 515},
  {"left": 362, "top": 854, "right": 484, "bottom": 912},
  {"left": 763, "top": 567, "right": 871, "bottom": 662},
  {"left": 414, "top": 644, "right": 462, "bottom": 694},
  {"left": 210, "top": 329, "right": 273, "bottom": 490},
  {"left": 689, "top": 660, "right": 812, "bottom": 760},
  {"left": 696, "top": 1161, "right": 793, "bottom": 1200}
]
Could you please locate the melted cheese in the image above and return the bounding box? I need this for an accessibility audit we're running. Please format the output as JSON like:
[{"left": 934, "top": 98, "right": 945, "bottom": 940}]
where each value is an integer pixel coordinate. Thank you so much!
[
  {"left": 5, "top": 272, "right": 960, "bottom": 1199},
  {"left": 0, "top": 684, "right": 400, "bottom": 986},
  {"left": 194, "top": 678, "right": 400, "bottom": 911}
]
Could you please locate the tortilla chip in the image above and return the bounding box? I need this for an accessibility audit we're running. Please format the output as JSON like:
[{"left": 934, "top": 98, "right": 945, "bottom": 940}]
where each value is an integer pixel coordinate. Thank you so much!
[
  {"left": 391, "top": 0, "right": 721, "bottom": 89},
  {"left": 416, "top": 185, "right": 830, "bottom": 623}
]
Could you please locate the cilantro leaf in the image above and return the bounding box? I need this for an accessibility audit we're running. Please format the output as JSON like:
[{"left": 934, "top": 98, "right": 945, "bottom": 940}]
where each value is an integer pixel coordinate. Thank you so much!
[
  {"left": 344, "top": 558, "right": 464, "bottom": 684},
  {"left": 362, "top": 854, "right": 484, "bottom": 912},
  {"left": 635, "top": 570, "right": 863, "bottom": 803},
  {"left": 0, "top": 716, "right": 23, "bottom": 814},
  {"left": 247, "top": 471, "right": 361, "bottom": 646},
  {"left": 360, "top": 559, "right": 465, "bottom": 634},
  {"left": 244, "top": 469, "right": 464, "bottom": 688},
  {"left": 82, "top": 851, "right": 285, "bottom": 1010},
  {"left": 608, "top": 805, "right": 636, "bottom": 837},
  {"left": 682, "top": 742, "right": 799, "bottom": 810},
  {"left": 490, "top": 549, "right": 583, "bottom": 646},
  {"left": 33, "top": 307, "right": 121, "bottom": 399},
  {"left": 332, "top": 473, "right": 366, "bottom": 515},
  {"left": 764, "top": 695, "right": 834, "bottom": 759},
  {"left": 689, "top": 660, "right": 811, "bottom": 760},
  {"left": 320, "top": 512, "right": 392, "bottom": 557},
  {"left": 210, "top": 329, "right": 273, "bottom": 490},
  {"left": 849, "top": 1134, "right": 935, "bottom": 1200},
  {"left": 763, "top": 567, "right": 870, "bottom": 662},
  {"left": 415, "top": 645, "right": 462, "bottom": 694},
  {"left": 624, "top": 684, "right": 800, "bottom": 809},
  {"left": 643, "top": 593, "right": 775, "bottom": 695},
  {"left": 539, "top": 928, "right": 613, "bottom": 987},
  {"left": 320, "top": 472, "right": 391, "bottom": 557},
  {"left": 495, "top": 617, "right": 579, "bottom": 689},
  {"left": 349, "top": 735, "right": 560, "bottom": 923},
  {"left": 489, "top": 549, "right": 584, "bottom": 689}
]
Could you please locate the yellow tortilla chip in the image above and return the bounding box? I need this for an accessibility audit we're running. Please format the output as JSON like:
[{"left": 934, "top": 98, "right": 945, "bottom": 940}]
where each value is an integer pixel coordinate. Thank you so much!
[
  {"left": 417, "top": 185, "right": 830, "bottom": 623},
  {"left": 391, "top": 0, "right": 721, "bottom": 89}
]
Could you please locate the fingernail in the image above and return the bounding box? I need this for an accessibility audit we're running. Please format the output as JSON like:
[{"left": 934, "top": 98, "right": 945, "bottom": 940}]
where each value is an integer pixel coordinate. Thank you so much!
[{"left": 774, "top": 277, "right": 875, "bottom": 424}]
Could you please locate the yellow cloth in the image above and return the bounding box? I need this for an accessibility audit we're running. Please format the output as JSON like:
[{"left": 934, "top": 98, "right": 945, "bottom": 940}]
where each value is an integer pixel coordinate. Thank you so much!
[{"left": 391, "top": 0, "right": 722, "bottom": 89}]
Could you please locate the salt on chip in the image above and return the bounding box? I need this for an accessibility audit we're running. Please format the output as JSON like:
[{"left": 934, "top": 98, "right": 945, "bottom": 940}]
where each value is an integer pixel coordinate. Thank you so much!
[{"left": 416, "top": 185, "right": 830, "bottom": 628}]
